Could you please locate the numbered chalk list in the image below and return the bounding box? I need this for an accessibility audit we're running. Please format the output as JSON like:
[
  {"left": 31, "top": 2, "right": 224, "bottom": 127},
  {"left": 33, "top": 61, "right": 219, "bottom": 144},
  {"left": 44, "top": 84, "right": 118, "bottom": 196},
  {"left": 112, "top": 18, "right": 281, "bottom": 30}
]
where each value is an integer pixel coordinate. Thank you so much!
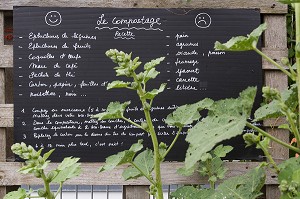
[{"left": 14, "top": 7, "right": 262, "bottom": 162}]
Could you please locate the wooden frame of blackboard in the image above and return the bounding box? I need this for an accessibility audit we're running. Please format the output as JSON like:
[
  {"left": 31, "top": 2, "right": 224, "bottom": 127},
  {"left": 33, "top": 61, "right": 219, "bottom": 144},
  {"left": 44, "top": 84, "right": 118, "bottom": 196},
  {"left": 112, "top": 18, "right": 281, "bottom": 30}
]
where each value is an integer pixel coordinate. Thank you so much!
[{"left": 0, "top": 1, "right": 288, "bottom": 199}]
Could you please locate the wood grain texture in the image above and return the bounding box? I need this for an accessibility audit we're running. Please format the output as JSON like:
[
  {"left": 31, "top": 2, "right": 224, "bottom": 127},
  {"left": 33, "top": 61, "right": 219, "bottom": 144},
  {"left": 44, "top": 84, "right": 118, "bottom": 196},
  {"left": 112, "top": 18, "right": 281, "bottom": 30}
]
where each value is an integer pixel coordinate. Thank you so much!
[
  {"left": 0, "top": 0, "right": 287, "bottom": 13},
  {"left": 263, "top": 14, "right": 288, "bottom": 199},
  {"left": 0, "top": 162, "right": 277, "bottom": 186},
  {"left": 264, "top": 15, "right": 287, "bottom": 49},
  {"left": 0, "top": 104, "right": 13, "bottom": 128},
  {"left": 0, "top": 46, "right": 12, "bottom": 69},
  {"left": 123, "top": 186, "right": 149, "bottom": 199}
]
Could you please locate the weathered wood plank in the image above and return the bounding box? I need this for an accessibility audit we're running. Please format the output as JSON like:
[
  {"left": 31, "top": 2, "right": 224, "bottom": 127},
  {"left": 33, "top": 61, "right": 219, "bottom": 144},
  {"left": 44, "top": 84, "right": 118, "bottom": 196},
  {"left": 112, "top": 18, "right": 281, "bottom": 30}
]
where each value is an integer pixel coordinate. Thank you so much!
[
  {"left": 123, "top": 186, "right": 149, "bottom": 199},
  {"left": 0, "top": 46, "right": 12, "bottom": 69},
  {"left": 0, "top": 0, "right": 287, "bottom": 13},
  {"left": 0, "top": 162, "right": 277, "bottom": 186},
  {"left": 0, "top": 11, "right": 6, "bottom": 195},
  {"left": 0, "top": 11, "right": 3, "bottom": 46},
  {"left": 264, "top": 16, "right": 287, "bottom": 49},
  {"left": 0, "top": 104, "right": 13, "bottom": 128},
  {"left": 264, "top": 14, "right": 288, "bottom": 199},
  {"left": 0, "top": 128, "right": 6, "bottom": 162}
]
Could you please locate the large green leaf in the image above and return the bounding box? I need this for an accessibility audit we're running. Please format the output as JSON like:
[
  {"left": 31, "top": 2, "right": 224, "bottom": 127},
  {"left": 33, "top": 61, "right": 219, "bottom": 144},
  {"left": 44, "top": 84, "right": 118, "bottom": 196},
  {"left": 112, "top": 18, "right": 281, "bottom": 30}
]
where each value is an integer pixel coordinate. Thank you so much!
[
  {"left": 211, "top": 167, "right": 265, "bottom": 199},
  {"left": 214, "top": 23, "right": 267, "bottom": 51},
  {"left": 4, "top": 188, "right": 27, "bottom": 199},
  {"left": 184, "top": 87, "right": 256, "bottom": 170},
  {"left": 99, "top": 140, "right": 143, "bottom": 172},
  {"left": 165, "top": 98, "right": 213, "bottom": 128},
  {"left": 171, "top": 186, "right": 215, "bottom": 199},
  {"left": 122, "top": 149, "right": 154, "bottom": 180},
  {"left": 92, "top": 101, "right": 130, "bottom": 120},
  {"left": 174, "top": 167, "right": 265, "bottom": 199}
]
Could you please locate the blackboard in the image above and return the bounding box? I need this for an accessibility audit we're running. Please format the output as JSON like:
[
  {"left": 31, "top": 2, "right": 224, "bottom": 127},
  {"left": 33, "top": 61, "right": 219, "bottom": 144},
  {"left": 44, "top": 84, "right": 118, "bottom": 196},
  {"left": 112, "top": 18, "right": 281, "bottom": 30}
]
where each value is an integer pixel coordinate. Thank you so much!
[{"left": 14, "top": 7, "right": 262, "bottom": 162}]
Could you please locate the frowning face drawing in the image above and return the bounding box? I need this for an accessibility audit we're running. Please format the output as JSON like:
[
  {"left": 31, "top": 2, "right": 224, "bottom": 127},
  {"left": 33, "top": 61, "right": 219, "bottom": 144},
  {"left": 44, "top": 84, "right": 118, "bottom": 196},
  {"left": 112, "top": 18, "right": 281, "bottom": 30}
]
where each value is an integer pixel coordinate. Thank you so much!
[
  {"left": 195, "top": 13, "right": 211, "bottom": 28},
  {"left": 45, "top": 11, "right": 62, "bottom": 26}
]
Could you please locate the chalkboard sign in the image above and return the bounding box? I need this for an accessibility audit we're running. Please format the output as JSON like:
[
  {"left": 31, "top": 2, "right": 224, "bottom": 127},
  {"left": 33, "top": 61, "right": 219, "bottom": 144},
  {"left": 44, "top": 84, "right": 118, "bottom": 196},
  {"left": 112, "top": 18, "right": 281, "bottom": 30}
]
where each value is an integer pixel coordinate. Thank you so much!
[{"left": 14, "top": 7, "right": 262, "bottom": 162}]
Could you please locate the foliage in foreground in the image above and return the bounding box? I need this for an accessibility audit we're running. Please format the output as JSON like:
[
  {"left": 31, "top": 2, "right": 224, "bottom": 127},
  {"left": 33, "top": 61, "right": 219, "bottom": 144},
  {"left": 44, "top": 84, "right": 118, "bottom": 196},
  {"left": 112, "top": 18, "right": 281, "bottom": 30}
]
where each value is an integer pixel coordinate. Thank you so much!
[
  {"left": 174, "top": 1, "right": 300, "bottom": 197},
  {"left": 4, "top": 143, "right": 81, "bottom": 199}
]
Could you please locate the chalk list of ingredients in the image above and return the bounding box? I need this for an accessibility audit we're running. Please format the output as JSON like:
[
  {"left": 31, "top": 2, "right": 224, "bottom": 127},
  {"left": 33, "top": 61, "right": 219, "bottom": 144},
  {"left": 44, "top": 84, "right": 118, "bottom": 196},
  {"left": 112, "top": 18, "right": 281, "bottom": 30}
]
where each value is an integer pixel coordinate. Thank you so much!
[{"left": 14, "top": 7, "right": 262, "bottom": 162}]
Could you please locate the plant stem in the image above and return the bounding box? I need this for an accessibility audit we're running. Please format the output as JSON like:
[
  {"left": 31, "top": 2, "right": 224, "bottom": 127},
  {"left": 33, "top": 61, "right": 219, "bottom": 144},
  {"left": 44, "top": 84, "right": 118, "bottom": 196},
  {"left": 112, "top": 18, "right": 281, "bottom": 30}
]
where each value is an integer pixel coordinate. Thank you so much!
[
  {"left": 206, "top": 159, "right": 215, "bottom": 189},
  {"left": 246, "top": 121, "right": 300, "bottom": 154},
  {"left": 295, "top": 3, "right": 300, "bottom": 148},
  {"left": 162, "top": 127, "right": 182, "bottom": 160},
  {"left": 133, "top": 72, "right": 164, "bottom": 199},
  {"left": 41, "top": 171, "right": 53, "bottom": 199},
  {"left": 144, "top": 109, "right": 164, "bottom": 199},
  {"left": 257, "top": 142, "right": 280, "bottom": 173},
  {"left": 253, "top": 47, "right": 293, "bottom": 78},
  {"left": 122, "top": 116, "right": 145, "bottom": 130},
  {"left": 285, "top": 109, "right": 300, "bottom": 148},
  {"left": 54, "top": 182, "right": 63, "bottom": 198}
]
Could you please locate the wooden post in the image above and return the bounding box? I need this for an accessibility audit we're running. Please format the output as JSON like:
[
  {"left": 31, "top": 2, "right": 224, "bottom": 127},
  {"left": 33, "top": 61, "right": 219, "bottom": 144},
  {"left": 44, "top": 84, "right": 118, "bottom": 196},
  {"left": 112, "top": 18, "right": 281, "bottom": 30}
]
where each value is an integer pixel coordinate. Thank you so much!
[
  {"left": 123, "top": 185, "right": 149, "bottom": 199},
  {"left": 0, "top": 10, "right": 8, "bottom": 199},
  {"left": 263, "top": 15, "right": 289, "bottom": 199}
]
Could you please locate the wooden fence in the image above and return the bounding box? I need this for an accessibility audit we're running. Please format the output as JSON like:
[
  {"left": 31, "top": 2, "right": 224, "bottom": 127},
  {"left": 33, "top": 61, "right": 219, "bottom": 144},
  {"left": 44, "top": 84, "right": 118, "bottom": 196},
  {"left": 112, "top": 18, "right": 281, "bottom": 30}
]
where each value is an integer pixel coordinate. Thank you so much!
[{"left": 0, "top": 0, "right": 289, "bottom": 198}]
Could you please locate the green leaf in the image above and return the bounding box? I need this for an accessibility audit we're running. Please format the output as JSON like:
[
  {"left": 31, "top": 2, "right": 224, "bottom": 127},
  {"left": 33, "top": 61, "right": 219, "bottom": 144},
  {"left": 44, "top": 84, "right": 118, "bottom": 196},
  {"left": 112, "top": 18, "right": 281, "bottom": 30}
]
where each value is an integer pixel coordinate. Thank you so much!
[
  {"left": 99, "top": 139, "right": 143, "bottom": 172},
  {"left": 52, "top": 163, "right": 81, "bottom": 183},
  {"left": 143, "top": 68, "right": 160, "bottom": 83},
  {"left": 177, "top": 164, "right": 197, "bottom": 176},
  {"left": 278, "top": 158, "right": 300, "bottom": 198},
  {"left": 214, "top": 23, "right": 267, "bottom": 51},
  {"left": 213, "top": 145, "right": 233, "bottom": 158},
  {"left": 142, "top": 83, "right": 167, "bottom": 100},
  {"left": 184, "top": 87, "right": 256, "bottom": 170},
  {"left": 92, "top": 101, "right": 130, "bottom": 120},
  {"left": 254, "top": 100, "right": 282, "bottom": 121},
  {"left": 165, "top": 98, "right": 213, "bottom": 128},
  {"left": 122, "top": 149, "right": 154, "bottom": 180},
  {"left": 57, "top": 157, "right": 80, "bottom": 171},
  {"left": 144, "top": 57, "right": 165, "bottom": 71},
  {"left": 4, "top": 188, "right": 27, "bottom": 199},
  {"left": 279, "top": 158, "right": 300, "bottom": 183},
  {"left": 107, "top": 80, "right": 131, "bottom": 90},
  {"left": 254, "top": 84, "right": 298, "bottom": 121},
  {"left": 211, "top": 167, "right": 265, "bottom": 199},
  {"left": 42, "top": 149, "right": 55, "bottom": 161},
  {"left": 171, "top": 186, "right": 215, "bottom": 199}
]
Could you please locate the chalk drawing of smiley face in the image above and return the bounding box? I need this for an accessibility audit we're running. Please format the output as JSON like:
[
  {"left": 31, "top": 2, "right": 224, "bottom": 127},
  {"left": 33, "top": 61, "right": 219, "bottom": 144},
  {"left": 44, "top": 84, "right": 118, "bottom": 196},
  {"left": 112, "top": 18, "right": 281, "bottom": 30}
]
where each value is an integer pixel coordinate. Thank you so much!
[
  {"left": 45, "top": 11, "right": 62, "bottom": 26},
  {"left": 195, "top": 13, "right": 211, "bottom": 28}
]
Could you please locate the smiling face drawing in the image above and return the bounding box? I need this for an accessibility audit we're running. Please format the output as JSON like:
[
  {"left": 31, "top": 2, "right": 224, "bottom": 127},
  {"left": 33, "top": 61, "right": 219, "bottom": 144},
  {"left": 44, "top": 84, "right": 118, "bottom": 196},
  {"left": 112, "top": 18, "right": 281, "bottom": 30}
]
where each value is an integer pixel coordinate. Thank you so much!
[
  {"left": 45, "top": 11, "right": 62, "bottom": 26},
  {"left": 195, "top": 13, "right": 211, "bottom": 28}
]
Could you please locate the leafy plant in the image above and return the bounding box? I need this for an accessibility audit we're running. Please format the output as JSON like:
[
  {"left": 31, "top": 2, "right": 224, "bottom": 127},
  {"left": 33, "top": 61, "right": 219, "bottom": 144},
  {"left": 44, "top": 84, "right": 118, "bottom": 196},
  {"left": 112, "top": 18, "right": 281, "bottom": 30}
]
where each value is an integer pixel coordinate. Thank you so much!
[
  {"left": 92, "top": 49, "right": 214, "bottom": 199},
  {"left": 172, "top": 166, "right": 266, "bottom": 199},
  {"left": 173, "top": 1, "right": 300, "bottom": 198},
  {"left": 4, "top": 142, "right": 81, "bottom": 199}
]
